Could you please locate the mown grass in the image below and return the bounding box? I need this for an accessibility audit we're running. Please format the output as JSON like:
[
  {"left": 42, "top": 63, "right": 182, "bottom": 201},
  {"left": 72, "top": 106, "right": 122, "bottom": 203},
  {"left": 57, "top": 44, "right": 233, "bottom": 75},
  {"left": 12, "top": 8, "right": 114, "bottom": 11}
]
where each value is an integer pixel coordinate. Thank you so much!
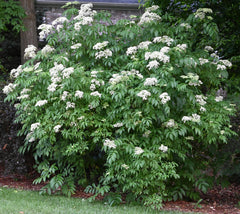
[{"left": 0, "top": 187, "right": 193, "bottom": 214}]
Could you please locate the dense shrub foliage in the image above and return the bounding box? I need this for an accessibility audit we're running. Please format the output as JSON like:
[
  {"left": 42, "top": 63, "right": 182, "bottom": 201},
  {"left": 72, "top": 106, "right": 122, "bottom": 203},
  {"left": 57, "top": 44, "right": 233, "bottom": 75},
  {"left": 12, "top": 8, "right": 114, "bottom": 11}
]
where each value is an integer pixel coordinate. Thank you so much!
[{"left": 3, "top": 3, "right": 236, "bottom": 208}]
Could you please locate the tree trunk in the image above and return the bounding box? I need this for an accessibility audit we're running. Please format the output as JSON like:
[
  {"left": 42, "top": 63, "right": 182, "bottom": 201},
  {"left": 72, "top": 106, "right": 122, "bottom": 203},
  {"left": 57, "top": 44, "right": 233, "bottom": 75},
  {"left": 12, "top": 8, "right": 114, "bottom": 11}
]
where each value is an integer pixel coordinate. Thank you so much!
[{"left": 20, "top": 0, "right": 38, "bottom": 64}]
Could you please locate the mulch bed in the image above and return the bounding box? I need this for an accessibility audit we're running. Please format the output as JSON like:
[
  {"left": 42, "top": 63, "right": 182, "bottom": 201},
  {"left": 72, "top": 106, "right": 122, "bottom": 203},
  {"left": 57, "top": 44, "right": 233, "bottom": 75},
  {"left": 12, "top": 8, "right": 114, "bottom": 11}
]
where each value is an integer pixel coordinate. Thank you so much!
[{"left": 0, "top": 164, "right": 240, "bottom": 214}]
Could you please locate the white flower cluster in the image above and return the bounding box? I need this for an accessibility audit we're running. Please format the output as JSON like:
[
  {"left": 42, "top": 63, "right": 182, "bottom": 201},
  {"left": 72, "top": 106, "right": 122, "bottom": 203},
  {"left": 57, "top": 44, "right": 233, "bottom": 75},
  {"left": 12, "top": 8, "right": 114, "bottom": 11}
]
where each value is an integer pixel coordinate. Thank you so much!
[
  {"left": 204, "top": 46, "right": 214, "bottom": 52},
  {"left": 165, "top": 119, "right": 176, "bottom": 128},
  {"left": 109, "top": 69, "right": 143, "bottom": 85},
  {"left": 217, "top": 64, "right": 226, "bottom": 70},
  {"left": 194, "top": 8, "right": 213, "bottom": 20},
  {"left": 145, "top": 47, "right": 170, "bottom": 64},
  {"left": 138, "top": 11, "right": 161, "bottom": 25},
  {"left": 3, "top": 83, "right": 17, "bottom": 95},
  {"left": 104, "top": 139, "right": 116, "bottom": 149},
  {"left": 61, "top": 91, "right": 69, "bottom": 101},
  {"left": 195, "top": 95, "right": 207, "bottom": 105},
  {"left": 62, "top": 67, "right": 74, "bottom": 79},
  {"left": 75, "top": 90, "right": 84, "bottom": 99},
  {"left": 24, "top": 45, "right": 37, "bottom": 59},
  {"left": 126, "top": 46, "right": 138, "bottom": 56},
  {"left": 26, "top": 132, "right": 35, "bottom": 142},
  {"left": 10, "top": 65, "right": 23, "bottom": 78},
  {"left": 176, "top": 44, "right": 187, "bottom": 51},
  {"left": 145, "top": 5, "right": 159, "bottom": 12},
  {"left": 66, "top": 102, "right": 75, "bottom": 110},
  {"left": 90, "top": 91, "right": 102, "bottom": 98},
  {"left": 143, "top": 130, "right": 151, "bottom": 138},
  {"left": 48, "top": 63, "right": 65, "bottom": 92},
  {"left": 90, "top": 79, "right": 104, "bottom": 91},
  {"left": 138, "top": 41, "right": 152, "bottom": 49},
  {"left": 218, "top": 59, "right": 232, "bottom": 68},
  {"left": 159, "top": 144, "right": 168, "bottom": 152},
  {"left": 144, "top": 77, "right": 158, "bottom": 86},
  {"left": 52, "top": 17, "right": 68, "bottom": 32},
  {"left": 137, "top": 90, "right": 151, "bottom": 100},
  {"left": 180, "top": 23, "right": 192, "bottom": 29},
  {"left": 41, "top": 45, "right": 55, "bottom": 56},
  {"left": 53, "top": 125, "right": 62, "bottom": 133},
  {"left": 38, "top": 24, "right": 53, "bottom": 40},
  {"left": 199, "top": 58, "right": 209, "bottom": 65},
  {"left": 182, "top": 113, "right": 201, "bottom": 123},
  {"left": 93, "top": 41, "right": 109, "bottom": 50},
  {"left": 95, "top": 49, "right": 112, "bottom": 59},
  {"left": 181, "top": 73, "right": 202, "bottom": 86},
  {"left": 153, "top": 36, "right": 174, "bottom": 46},
  {"left": 159, "top": 92, "right": 171, "bottom": 104},
  {"left": 71, "top": 43, "right": 82, "bottom": 49},
  {"left": 134, "top": 147, "right": 144, "bottom": 155},
  {"left": 215, "top": 96, "right": 223, "bottom": 102},
  {"left": 35, "top": 100, "right": 48, "bottom": 107},
  {"left": 146, "top": 60, "right": 160, "bottom": 70},
  {"left": 113, "top": 122, "right": 123, "bottom": 128},
  {"left": 30, "top": 122, "right": 40, "bottom": 132},
  {"left": 73, "top": 3, "right": 96, "bottom": 29}
]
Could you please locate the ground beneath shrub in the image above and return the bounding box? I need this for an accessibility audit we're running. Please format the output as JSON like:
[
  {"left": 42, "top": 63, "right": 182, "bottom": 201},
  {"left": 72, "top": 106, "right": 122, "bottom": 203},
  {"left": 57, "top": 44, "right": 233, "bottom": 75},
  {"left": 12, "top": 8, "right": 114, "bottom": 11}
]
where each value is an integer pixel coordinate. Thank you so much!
[{"left": 0, "top": 165, "right": 239, "bottom": 214}]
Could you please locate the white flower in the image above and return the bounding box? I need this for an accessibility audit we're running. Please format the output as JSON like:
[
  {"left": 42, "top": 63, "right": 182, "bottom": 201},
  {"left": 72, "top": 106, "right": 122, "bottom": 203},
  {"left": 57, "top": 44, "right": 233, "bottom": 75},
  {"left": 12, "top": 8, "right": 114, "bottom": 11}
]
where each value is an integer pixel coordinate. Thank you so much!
[
  {"left": 200, "top": 106, "right": 206, "bottom": 112},
  {"left": 71, "top": 43, "right": 82, "bottom": 49},
  {"left": 3, "top": 83, "right": 17, "bottom": 94},
  {"left": 17, "top": 94, "right": 29, "bottom": 100},
  {"left": 145, "top": 5, "right": 159, "bottom": 12},
  {"left": 159, "top": 92, "right": 170, "bottom": 104},
  {"left": 104, "top": 139, "right": 116, "bottom": 149},
  {"left": 75, "top": 90, "right": 84, "bottom": 99},
  {"left": 134, "top": 147, "right": 144, "bottom": 155},
  {"left": 204, "top": 46, "right": 214, "bottom": 52},
  {"left": 35, "top": 100, "right": 48, "bottom": 107},
  {"left": 66, "top": 102, "right": 75, "bottom": 110},
  {"left": 26, "top": 132, "right": 35, "bottom": 142},
  {"left": 182, "top": 116, "right": 192, "bottom": 123},
  {"left": 48, "top": 83, "right": 58, "bottom": 92},
  {"left": 90, "top": 91, "right": 101, "bottom": 97},
  {"left": 74, "top": 22, "right": 82, "bottom": 31},
  {"left": 121, "top": 164, "right": 129, "bottom": 169},
  {"left": 38, "top": 24, "right": 53, "bottom": 40},
  {"left": 126, "top": 46, "right": 138, "bottom": 55},
  {"left": 195, "top": 8, "right": 213, "bottom": 19},
  {"left": 215, "top": 96, "right": 223, "bottom": 102},
  {"left": 143, "top": 130, "right": 151, "bottom": 138},
  {"left": 61, "top": 91, "right": 69, "bottom": 101},
  {"left": 195, "top": 95, "right": 207, "bottom": 105},
  {"left": 165, "top": 119, "right": 176, "bottom": 128},
  {"left": 199, "top": 58, "right": 209, "bottom": 65},
  {"left": 146, "top": 60, "right": 160, "bottom": 70},
  {"left": 181, "top": 73, "right": 202, "bottom": 86},
  {"left": 185, "top": 136, "right": 194, "bottom": 140},
  {"left": 90, "top": 84, "right": 96, "bottom": 91},
  {"left": 159, "top": 144, "right": 168, "bottom": 152},
  {"left": 217, "top": 64, "right": 226, "bottom": 70},
  {"left": 41, "top": 45, "right": 55, "bottom": 55},
  {"left": 30, "top": 123, "right": 40, "bottom": 132},
  {"left": 10, "top": 65, "right": 23, "bottom": 78},
  {"left": 93, "top": 41, "right": 109, "bottom": 50},
  {"left": 113, "top": 122, "right": 123, "bottom": 128},
  {"left": 53, "top": 125, "right": 62, "bottom": 133},
  {"left": 52, "top": 17, "right": 68, "bottom": 27},
  {"left": 95, "top": 49, "right": 112, "bottom": 59},
  {"left": 24, "top": 45, "right": 37, "bottom": 59},
  {"left": 139, "top": 11, "right": 161, "bottom": 25},
  {"left": 145, "top": 50, "right": 170, "bottom": 63},
  {"left": 153, "top": 36, "right": 174, "bottom": 46},
  {"left": 176, "top": 44, "right": 187, "bottom": 51},
  {"left": 62, "top": 67, "right": 74, "bottom": 79},
  {"left": 138, "top": 41, "right": 152, "bottom": 49},
  {"left": 144, "top": 77, "right": 158, "bottom": 86},
  {"left": 180, "top": 23, "right": 191, "bottom": 29},
  {"left": 220, "top": 130, "right": 225, "bottom": 135},
  {"left": 219, "top": 60, "right": 232, "bottom": 68},
  {"left": 137, "top": 90, "right": 151, "bottom": 100},
  {"left": 191, "top": 113, "right": 201, "bottom": 122}
]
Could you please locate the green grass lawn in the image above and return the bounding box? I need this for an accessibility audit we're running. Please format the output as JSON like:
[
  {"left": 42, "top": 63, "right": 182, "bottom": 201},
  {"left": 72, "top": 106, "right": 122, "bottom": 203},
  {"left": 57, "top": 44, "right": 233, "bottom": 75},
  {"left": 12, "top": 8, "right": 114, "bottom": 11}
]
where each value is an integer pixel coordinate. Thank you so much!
[{"left": 0, "top": 186, "right": 193, "bottom": 214}]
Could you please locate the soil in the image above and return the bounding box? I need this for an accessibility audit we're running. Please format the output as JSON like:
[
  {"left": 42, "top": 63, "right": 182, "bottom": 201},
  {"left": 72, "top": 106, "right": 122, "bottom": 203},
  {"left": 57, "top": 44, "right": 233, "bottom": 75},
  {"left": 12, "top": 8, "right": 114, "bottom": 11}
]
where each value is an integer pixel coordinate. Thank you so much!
[{"left": 0, "top": 164, "right": 240, "bottom": 214}]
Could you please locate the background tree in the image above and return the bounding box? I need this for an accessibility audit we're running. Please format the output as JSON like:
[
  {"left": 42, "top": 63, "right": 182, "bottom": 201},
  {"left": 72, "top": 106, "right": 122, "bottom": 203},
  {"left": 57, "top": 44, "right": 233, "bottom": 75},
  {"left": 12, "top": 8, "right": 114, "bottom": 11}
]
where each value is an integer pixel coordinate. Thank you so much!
[{"left": 20, "top": 0, "right": 38, "bottom": 64}]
